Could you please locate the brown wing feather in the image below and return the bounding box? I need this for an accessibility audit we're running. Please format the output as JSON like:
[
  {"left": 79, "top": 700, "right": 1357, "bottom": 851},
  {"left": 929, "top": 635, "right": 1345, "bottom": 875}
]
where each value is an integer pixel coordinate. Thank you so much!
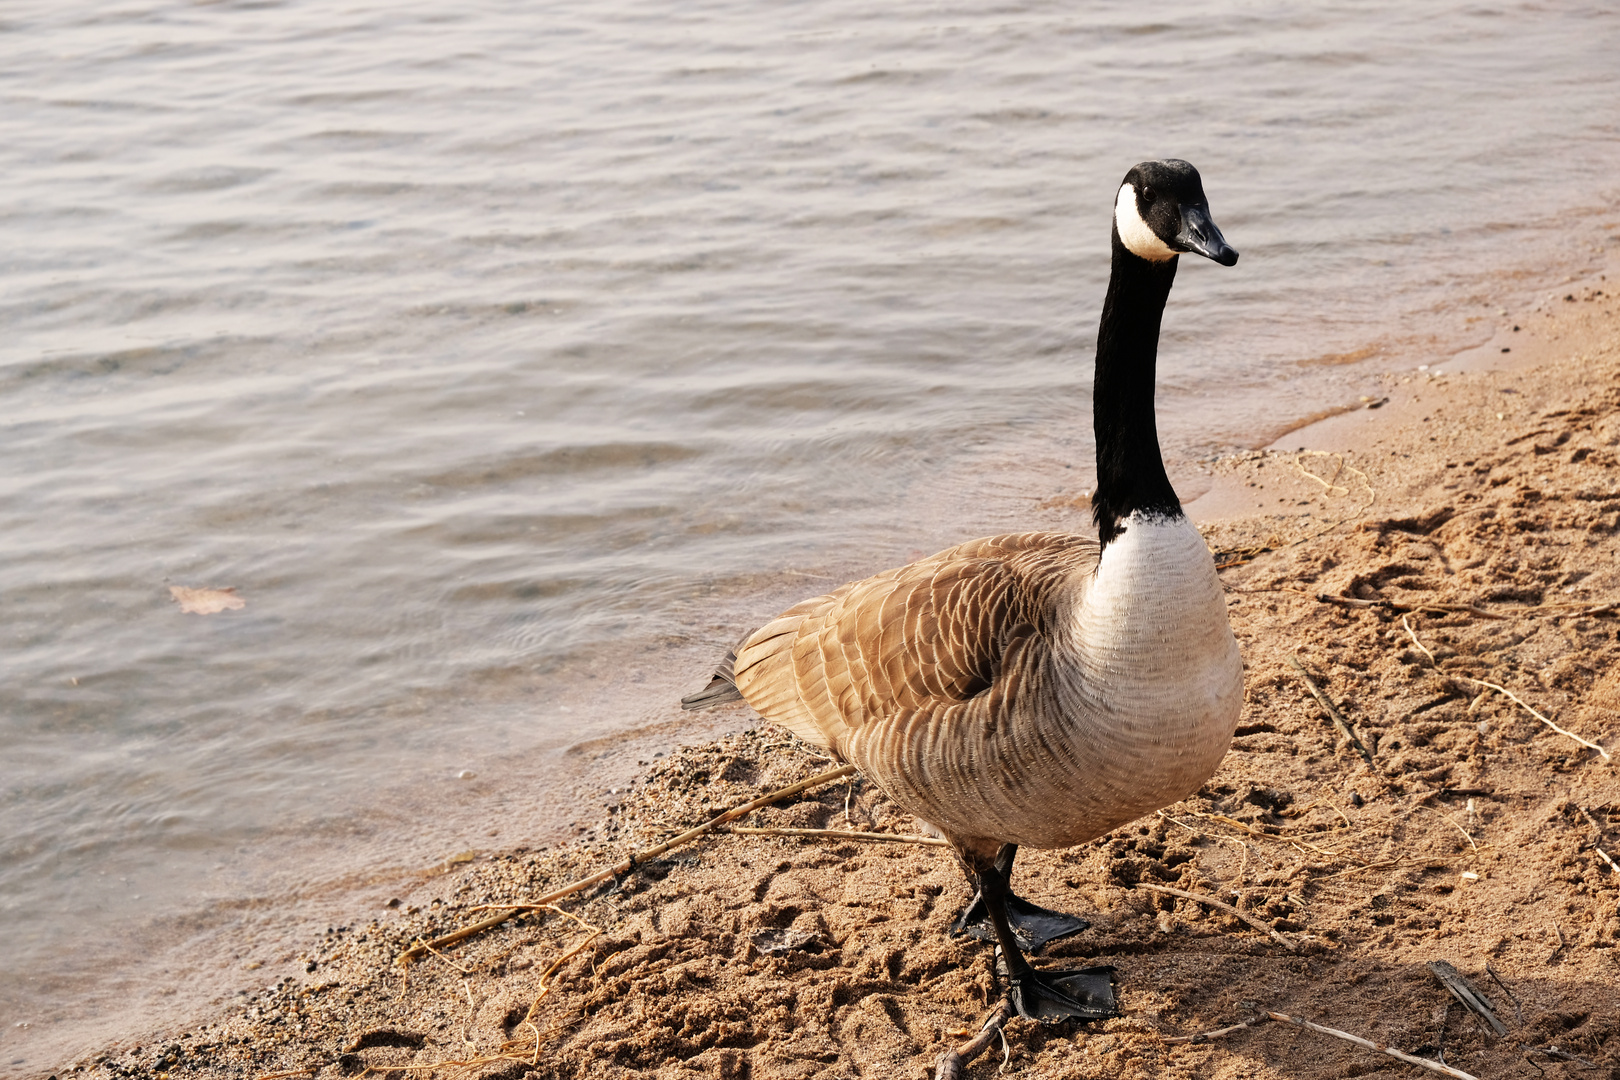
[{"left": 730, "top": 532, "right": 1099, "bottom": 756}]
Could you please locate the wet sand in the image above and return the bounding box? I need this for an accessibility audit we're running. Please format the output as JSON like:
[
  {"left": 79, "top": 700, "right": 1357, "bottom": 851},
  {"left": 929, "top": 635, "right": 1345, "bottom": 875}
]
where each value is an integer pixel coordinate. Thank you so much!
[{"left": 47, "top": 277, "right": 1620, "bottom": 1079}]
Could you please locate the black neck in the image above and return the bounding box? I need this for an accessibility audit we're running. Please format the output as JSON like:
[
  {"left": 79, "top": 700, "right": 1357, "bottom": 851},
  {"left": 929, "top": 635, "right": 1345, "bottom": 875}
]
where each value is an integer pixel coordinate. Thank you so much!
[{"left": 1091, "top": 230, "right": 1182, "bottom": 546}]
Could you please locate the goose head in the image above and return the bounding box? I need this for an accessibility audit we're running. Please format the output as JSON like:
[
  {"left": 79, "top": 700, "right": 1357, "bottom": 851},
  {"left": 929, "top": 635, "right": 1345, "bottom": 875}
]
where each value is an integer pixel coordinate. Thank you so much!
[{"left": 1113, "top": 159, "right": 1238, "bottom": 266}]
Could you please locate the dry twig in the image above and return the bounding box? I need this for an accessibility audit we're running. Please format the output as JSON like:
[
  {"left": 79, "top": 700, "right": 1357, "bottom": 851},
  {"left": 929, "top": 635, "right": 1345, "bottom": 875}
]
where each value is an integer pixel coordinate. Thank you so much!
[
  {"left": 1157, "top": 810, "right": 1252, "bottom": 883},
  {"left": 397, "top": 764, "right": 858, "bottom": 964},
  {"left": 1428, "top": 961, "right": 1508, "bottom": 1038},
  {"left": 1267, "top": 1010, "right": 1479, "bottom": 1080},
  {"left": 934, "top": 999, "right": 1014, "bottom": 1080},
  {"left": 1522, "top": 1045, "right": 1602, "bottom": 1069},
  {"left": 1287, "top": 657, "right": 1375, "bottom": 766},
  {"left": 1132, "top": 882, "right": 1298, "bottom": 952},
  {"left": 1417, "top": 806, "right": 1480, "bottom": 854}
]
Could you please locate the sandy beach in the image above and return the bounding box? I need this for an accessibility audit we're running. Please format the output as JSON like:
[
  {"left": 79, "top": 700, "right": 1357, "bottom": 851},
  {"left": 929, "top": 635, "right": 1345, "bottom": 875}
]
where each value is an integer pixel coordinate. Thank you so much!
[{"left": 48, "top": 268, "right": 1620, "bottom": 1080}]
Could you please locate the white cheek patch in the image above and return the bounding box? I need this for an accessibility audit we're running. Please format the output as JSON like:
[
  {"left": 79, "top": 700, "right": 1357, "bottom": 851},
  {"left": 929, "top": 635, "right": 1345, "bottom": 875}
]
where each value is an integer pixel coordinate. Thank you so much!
[{"left": 1114, "top": 185, "right": 1178, "bottom": 261}]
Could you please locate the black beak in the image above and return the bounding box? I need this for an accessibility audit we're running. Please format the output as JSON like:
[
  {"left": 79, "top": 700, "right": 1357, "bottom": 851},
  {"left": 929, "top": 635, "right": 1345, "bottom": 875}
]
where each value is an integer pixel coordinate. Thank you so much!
[{"left": 1176, "top": 203, "right": 1238, "bottom": 266}]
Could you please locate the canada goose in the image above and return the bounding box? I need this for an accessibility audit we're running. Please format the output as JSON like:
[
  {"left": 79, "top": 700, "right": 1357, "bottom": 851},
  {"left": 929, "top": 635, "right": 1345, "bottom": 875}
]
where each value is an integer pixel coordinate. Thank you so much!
[{"left": 683, "top": 159, "right": 1243, "bottom": 1023}]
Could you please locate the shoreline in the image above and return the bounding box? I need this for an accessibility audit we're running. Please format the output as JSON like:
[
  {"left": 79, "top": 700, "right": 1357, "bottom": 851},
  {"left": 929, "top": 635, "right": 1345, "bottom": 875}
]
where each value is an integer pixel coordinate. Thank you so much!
[{"left": 22, "top": 261, "right": 1620, "bottom": 1079}]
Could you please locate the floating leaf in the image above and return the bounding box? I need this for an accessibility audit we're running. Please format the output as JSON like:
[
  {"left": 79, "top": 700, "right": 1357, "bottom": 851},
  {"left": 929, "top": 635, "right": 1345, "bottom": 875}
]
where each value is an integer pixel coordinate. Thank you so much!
[{"left": 169, "top": 585, "right": 246, "bottom": 615}]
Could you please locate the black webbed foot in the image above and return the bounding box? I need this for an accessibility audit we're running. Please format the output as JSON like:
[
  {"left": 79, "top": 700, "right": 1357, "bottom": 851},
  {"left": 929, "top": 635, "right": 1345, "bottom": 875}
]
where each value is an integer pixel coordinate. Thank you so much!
[
  {"left": 959, "top": 847, "right": 1119, "bottom": 1025},
  {"left": 951, "top": 890, "right": 1091, "bottom": 954},
  {"left": 1002, "top": 956, "right": 1119, "bottom": 1023}
]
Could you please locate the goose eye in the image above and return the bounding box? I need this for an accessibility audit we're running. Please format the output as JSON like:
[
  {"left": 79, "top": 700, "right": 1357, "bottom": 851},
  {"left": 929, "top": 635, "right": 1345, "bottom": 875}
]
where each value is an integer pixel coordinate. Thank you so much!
[{"left": 1140, "top": 185, "right": 1156, "bottom": 205}]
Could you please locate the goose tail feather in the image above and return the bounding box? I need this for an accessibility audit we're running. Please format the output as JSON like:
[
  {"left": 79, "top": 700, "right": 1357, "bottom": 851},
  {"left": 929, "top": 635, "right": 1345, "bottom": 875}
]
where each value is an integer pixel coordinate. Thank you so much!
[{"left": 679, "top": 650, "right": 742, "bottom": 711}]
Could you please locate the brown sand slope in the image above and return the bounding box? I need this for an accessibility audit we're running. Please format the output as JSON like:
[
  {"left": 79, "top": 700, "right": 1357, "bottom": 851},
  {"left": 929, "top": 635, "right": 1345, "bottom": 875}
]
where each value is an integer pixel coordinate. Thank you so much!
[{"left": 65, "top": 285, "right": 1620, "bottom": 1080}]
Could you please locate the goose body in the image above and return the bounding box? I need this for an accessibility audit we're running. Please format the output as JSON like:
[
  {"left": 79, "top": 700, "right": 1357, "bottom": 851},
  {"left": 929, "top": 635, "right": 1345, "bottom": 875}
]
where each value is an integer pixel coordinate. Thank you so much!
[
  {"left": 685, "top": 159, "right": 1243, "bottom": 1021},
  {"left": 732, "top": 520, "right": 1239, "bottom": 860}
]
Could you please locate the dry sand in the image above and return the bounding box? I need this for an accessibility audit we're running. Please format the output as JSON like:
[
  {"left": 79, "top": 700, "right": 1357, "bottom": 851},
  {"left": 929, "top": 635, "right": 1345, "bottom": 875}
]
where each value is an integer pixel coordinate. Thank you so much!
[{"left": 50, "top": 278, "right": 1620, "bottom": 1080}]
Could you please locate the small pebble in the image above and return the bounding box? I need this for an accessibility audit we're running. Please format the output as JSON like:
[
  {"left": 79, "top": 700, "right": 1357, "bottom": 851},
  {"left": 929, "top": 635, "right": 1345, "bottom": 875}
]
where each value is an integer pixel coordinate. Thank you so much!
[{"left": 457, "top": 770, "right": 476, "bottom": 780}]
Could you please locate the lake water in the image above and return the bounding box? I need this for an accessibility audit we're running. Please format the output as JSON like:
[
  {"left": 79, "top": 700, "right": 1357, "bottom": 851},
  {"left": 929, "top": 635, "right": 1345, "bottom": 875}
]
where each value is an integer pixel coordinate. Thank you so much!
[{"left": 2, "top": 0, "right": 1618, "bottom": 1067}]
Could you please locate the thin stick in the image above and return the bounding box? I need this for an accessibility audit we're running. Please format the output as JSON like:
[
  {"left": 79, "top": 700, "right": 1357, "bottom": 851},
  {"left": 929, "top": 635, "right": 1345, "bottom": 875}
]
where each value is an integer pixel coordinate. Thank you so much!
[
  {"left": 1132, "top": 882, "right": 1298, "bottom": 952},
  {"left": 1163, "top": 1016, "right": 1266, "bottom": 1045},
  {"left": 935, "top": 999, "right": 1014, "bottom": 1080},
  {"left": 1521, "top": 1045, "right": 1602, "bottom": 1068},
  {"left": 1456, "top": 677, "right": 1610, "bottom": 761},
  {"left": 727, "top": 826, "right": 948, "bottom": 846},
  {"left": 1577, "top": 806, "right": 1620, "bottom": 873},
  {"left": 1484, "top": 963, "right": 1525, "bottom": 1025},
  {"left": 1320, "top": 592, "right": 1620, "bottom": 620},
  {"left": 361, "top": 914, "right": 599, "bottom": 1077},
  {"left": 1418, "top": 806, "right": 1479, "bottom": 854},
  {"left": 1267, "top": 1011, "right": 1479, "bottom": 1080},
  {"left": 1316, "top": 594, "right": 1506, "bottom": 620},
  {"left": 397, "top": 763, "right": 858, "bottom": 963},
  {"left": 1403, "top": 614, "right": 1437, "bottom": 665},
  {"left": 1287, "top": 657, "right": 1375, "bottom": 766}
]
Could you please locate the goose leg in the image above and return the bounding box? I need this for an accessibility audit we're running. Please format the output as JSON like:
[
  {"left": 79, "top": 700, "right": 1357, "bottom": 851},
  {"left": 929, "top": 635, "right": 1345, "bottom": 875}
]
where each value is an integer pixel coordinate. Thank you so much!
[
  {"left": 977, "top": 861, "right": 1119, "bottom": 1023},
  {"left": 950, "top": 844, "right": 1092, "bottom": 953}
]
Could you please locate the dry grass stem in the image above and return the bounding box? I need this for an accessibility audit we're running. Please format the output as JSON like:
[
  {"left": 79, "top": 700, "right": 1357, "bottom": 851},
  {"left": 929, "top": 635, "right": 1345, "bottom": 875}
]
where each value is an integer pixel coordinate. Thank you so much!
[
  {"left": 1156, "top": 810, "right": 1252, "bottom": 883},
  {"left": 510, "top": 909, "right": 602, "bottom": 1065},
  {"left": 419, "top": 938, "right": 473, "bottom": 975},
  {"left": 1315, "top": 594, "right": 1506, "bottom": 620},
  {"left": 1457, "top": 677, "right": 1610, "bottom": 761},
  {"left": 1266, "top": 1011, "right": 1479, "bottom": 1080},
  {"left": 346, "top": 907, "right": 597, "bottom": 1078},
  {"left": 1397, "top": 621, "right": 1609, "bottom": 761},
  {"left": 727, "top": 826, "right": 949, "bottom": 846},
  {"left": 1162, "top": 1016, "right": 1265, "bottom": 1045},
  {"left": 1289, "top": 453, "right": 1378, "bottom": 542},
  {"left": 1484, "top": 963, "right": 1526, "bottom": 1024},
  {"left": 1577, "top": 807, "right": 1620, "bottom": 873},
  {"left": 1131, "top": 882, "right": 1299, "bottom": 952},
  {"left": 1419, "top": 806, "right": 1480, "bottom": 854},
  {"left": 1293, "top": 451, "right": 1351, "bottom": 496},
  {"left": 397, "top": 764, "right": 858, "bottom": 964},
  {"left": 1402, "top": 614, "right": 1437, "bottom": 665},
  {"left": 1180, "top": 807, "right": 1362, "bottom": 863}
]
